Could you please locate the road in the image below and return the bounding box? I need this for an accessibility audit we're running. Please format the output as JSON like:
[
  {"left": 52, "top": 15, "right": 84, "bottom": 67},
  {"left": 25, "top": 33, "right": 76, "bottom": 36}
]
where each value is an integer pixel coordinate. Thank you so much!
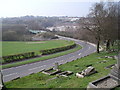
[{"left": 1, "top": 36, "right": 96, "bottom": 82}]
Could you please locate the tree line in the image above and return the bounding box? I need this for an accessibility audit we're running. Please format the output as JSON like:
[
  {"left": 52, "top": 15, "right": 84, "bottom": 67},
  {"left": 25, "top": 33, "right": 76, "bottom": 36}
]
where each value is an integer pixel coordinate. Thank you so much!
[{"left": 2, "top": 16, "right": 73, "bottom": 41}]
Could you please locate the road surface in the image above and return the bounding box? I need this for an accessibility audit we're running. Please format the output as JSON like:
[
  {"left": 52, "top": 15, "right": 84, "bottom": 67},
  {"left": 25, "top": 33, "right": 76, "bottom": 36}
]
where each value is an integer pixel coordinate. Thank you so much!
[{"left": 1, "top": 36, "right": 96, "bottom": 82}]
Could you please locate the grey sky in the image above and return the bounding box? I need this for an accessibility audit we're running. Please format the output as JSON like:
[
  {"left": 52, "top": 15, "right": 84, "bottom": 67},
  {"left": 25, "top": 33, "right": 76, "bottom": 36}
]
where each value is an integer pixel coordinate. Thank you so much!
[{"left": 0, "top": 0, "right": 119, "bottom": 17}]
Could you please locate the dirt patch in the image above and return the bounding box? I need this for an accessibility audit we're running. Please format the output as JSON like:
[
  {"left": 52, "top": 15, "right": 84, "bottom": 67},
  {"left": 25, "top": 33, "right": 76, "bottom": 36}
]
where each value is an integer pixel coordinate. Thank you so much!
[{"left": 26, "top": 42, "right": 45, "bottom": 44}]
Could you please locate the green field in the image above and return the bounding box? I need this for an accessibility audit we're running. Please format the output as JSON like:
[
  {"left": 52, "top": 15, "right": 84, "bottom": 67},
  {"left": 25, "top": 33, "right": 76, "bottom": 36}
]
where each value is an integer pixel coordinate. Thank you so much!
[
  {"left": 2, "top": 44, "right": 81, "bottom": 69},
  {"left": 2, "top": 40, "right": 74, "bottom": 56},
  {"left": 5, "top": 51, "right": 118, "bottom": 88}
]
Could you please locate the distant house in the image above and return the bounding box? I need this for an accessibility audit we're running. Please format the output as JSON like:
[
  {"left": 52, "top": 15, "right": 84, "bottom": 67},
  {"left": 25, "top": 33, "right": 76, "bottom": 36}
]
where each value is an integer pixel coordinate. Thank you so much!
[
  {"left": 29, "top": 30, "right": 46, "bottom": 34},
  {"left": 47, "top": 25, "right": 78, "bottom": 32}
]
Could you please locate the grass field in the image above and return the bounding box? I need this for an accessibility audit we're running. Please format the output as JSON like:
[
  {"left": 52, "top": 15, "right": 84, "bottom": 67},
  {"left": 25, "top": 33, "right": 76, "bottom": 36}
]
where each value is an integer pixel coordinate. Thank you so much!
[
  {"left": 5, "top": 51, "right": 118, "bottom": 88},
  {"left": 2, "top": 40, "right": 73, "bottom": 56}
]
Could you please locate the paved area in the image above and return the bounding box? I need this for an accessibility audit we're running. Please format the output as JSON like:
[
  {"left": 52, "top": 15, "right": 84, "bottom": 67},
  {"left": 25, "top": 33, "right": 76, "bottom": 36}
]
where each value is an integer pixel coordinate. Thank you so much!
[{"left": 1, "top": 36, "right": 96, "bottom": 82}]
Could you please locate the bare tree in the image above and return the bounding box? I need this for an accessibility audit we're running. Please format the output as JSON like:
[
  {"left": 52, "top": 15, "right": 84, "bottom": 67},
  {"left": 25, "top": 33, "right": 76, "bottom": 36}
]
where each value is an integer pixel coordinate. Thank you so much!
[
  {"left": 79, "top": 17, "right": 102, "bottom": 53},
  {"left": 79, "top": 2, "right": 118, "bottom": 53}
]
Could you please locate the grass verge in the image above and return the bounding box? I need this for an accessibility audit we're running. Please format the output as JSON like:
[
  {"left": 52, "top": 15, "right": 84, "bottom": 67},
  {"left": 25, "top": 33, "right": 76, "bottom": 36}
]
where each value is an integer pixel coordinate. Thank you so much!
[
  {"left": 2, "top": 40, "right": 74, "bottom": 56},
  {"left": 5, "top": 51, "right": 118, "bottom": 88},
  {"left": 2, "top": 44, "right": 81, "bottom": 69}
]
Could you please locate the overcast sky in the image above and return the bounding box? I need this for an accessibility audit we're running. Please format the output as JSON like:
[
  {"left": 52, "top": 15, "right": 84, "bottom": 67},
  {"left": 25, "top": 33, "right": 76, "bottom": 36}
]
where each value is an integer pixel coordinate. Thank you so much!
[{"left": 0, "top": 0, "right": 119, "bottom": 18}]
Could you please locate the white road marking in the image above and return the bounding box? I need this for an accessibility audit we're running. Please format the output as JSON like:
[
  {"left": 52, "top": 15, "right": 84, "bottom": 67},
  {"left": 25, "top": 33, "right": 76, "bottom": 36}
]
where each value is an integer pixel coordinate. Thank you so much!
[
  {"left": 61, "top": 60, "right": 64, "bottom": 61},
  {"left": 59, "top": 59, "right": 67, "bottom": 63},
  {"left": 60, "top": 56, "right": 65, "bottom": 57},
  {"left": 29, "top": 67, "right": 40, "bottom": 71},
  {"left": 15, "top": 65, "right": 24, "bottom": 68},
  {"left": 2, "top": 67, "right": 14, "bottom": 71},
  {"left": 88, "top": 47, "right": 90, "bottom": 50},
  {"left": 59, "top": 60, "right": 64, "bottom": 63},
  {"left": 28, "top": 65, "right": 47, "bottom": 71},
  {"left": 70, "top": 56, "right": 75, "bottom": 59},
  {"left": 79, "top": 53, "right": 81, "bottom": 55},
  {"left": 3, "top": 73, "right": 17, "bottom": 77},
  {"left": 42, "top": 65, "right": 46, "bottom": 67},
  {"left": 16, "top": 62, "right": 40, "bottom": 69}
]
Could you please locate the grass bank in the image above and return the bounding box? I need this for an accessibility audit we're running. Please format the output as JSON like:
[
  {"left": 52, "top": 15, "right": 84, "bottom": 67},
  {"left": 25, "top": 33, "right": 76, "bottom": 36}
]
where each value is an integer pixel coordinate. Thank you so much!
[
  {"left": 2, "top": 40, "right": 74, "bottom": 56},
  {"left": 5, "top": 51, "right": 118, "bottom": 88}
]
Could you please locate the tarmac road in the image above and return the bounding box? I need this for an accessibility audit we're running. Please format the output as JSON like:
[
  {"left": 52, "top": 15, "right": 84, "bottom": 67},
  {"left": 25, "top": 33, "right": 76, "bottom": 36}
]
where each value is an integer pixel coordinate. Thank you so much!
[{"left": 1, "top": 36, "right": 96, "bottom": 82}]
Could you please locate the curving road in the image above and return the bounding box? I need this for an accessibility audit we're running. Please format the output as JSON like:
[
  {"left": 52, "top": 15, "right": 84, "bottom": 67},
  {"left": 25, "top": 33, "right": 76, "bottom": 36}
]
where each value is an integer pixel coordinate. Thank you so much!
[{"left": 2, "top": 36, "right": 96, "bottom": 82}]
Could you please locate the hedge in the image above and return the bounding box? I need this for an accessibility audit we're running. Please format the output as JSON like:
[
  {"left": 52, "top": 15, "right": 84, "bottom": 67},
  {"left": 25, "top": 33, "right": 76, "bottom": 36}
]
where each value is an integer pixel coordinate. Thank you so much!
[
  {"left": 2, "top": 52, "right": 36, "bottom": 64},
  {"left": 40, "top": 43, "right": 76, "bottom": 55}
]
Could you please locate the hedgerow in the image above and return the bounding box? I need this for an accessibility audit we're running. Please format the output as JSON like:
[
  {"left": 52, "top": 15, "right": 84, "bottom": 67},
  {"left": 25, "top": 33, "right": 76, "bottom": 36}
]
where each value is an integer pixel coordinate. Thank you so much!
[
  {"left": 40, "top": 43, "right": 76, "bottom": 55},
  {"left": 2, "top": 52, "right": 36, "bottom": 64}
]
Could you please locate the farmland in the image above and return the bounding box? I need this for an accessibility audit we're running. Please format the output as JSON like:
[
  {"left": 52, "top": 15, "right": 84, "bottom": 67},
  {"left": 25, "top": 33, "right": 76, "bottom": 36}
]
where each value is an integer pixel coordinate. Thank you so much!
[{"left": 2, "top": 40, "right": 74, "bottom": 56}]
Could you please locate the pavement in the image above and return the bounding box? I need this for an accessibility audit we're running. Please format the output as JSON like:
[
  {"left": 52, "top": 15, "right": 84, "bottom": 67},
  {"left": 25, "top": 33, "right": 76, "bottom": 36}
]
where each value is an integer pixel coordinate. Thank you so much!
[{"left": 1, "top": 36, "right": 97, "bottom": 82}]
